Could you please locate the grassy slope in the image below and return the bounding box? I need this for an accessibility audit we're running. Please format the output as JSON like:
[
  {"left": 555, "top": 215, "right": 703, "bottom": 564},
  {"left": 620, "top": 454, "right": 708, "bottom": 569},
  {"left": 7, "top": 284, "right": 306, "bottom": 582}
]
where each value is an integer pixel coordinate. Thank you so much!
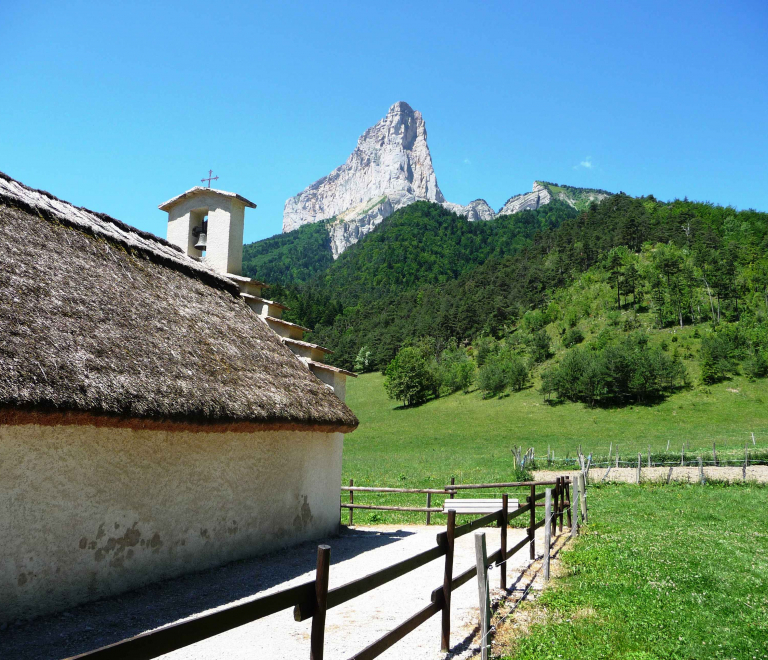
[
  {"left": 501, "top": 483, "right": 768, "bottom": 660},
  {"left": 344, "top": 372, "right": 768, "bottom": 485}
]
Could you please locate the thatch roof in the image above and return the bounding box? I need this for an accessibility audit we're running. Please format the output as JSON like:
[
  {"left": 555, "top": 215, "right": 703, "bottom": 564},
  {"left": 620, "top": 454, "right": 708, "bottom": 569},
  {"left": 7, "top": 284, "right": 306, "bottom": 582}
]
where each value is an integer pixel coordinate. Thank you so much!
[{"left": 0, "top": 172, "right": 357, "bottom": 433}]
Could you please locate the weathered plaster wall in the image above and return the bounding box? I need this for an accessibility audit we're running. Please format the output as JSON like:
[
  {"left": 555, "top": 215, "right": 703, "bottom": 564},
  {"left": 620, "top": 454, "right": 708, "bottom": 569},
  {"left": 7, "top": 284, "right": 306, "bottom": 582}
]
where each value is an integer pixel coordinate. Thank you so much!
[{"left": 0, "top": 425, "right": 343, "bottom": 623}]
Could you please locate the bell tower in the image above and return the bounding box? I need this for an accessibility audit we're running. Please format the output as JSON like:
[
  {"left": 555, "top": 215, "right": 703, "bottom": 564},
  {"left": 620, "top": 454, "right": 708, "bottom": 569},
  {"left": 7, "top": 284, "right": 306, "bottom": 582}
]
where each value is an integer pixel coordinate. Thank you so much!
[{"left": 159, "top": 187, "right": 256, "bottom": 276}]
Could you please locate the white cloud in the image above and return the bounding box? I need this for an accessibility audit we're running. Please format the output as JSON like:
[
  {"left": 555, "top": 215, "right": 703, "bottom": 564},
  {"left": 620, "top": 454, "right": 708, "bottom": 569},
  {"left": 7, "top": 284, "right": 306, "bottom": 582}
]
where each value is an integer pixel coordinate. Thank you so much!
[
  {"left": 574, "top": 156, "right": 593, "bottom": 170},
  {"left": 463, "top": 158, "right": 472, "bottom": 165}
]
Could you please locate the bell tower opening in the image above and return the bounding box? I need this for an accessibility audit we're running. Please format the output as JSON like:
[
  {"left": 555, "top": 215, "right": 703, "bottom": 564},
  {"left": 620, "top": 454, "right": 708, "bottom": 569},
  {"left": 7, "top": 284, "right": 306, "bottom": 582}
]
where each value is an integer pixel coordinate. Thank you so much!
[{"left": 159, "top": 187, "right": 256, "bottom": 276}]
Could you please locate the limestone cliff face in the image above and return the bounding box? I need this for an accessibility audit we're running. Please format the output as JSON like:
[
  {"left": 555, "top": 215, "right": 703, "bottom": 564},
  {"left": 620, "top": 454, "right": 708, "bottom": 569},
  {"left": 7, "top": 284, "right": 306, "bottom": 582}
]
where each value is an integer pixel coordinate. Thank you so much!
[
  {"left": 498, "top": 182, "right": 553, "bottom": 215},
  {"left": 283, "top": 103, "right": 612, "bottom": 257},
  {"left": 283, "top": 102, "right": 445, "bottom": 256},
  {"left": 441, "top": 199, "right": 496, "bottom": 222}
]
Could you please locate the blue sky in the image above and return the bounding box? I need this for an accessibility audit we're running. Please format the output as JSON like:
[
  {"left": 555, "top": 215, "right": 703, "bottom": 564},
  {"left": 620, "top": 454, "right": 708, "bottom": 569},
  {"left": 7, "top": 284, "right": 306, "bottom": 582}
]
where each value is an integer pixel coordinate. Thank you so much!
[{"left": 1, "top": 0, "right": 766, "bottom": 243}]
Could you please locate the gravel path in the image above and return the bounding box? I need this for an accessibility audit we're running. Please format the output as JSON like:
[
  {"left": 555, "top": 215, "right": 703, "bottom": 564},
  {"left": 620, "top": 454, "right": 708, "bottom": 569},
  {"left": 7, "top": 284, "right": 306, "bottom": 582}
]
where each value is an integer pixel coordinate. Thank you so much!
[
  {"left": 535, "top": 464, "right": 768, "bottom": 484},
  {"left": 2, "top": 524, "right": 553, "bottom": 660}
]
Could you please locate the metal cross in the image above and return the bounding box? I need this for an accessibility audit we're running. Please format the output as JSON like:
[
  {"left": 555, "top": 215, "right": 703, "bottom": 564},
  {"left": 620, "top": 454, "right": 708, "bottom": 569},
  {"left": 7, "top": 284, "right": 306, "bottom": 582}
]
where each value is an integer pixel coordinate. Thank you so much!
[{"left": 201, "top": 170, "right": 219, "bottom": 188}]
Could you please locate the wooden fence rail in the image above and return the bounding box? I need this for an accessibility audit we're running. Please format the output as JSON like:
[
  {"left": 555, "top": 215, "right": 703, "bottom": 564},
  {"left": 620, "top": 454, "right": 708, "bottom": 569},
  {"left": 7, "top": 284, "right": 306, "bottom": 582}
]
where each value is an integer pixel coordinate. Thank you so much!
[{"left": 68, "top": 477, "right": 576, "bottom": 660}]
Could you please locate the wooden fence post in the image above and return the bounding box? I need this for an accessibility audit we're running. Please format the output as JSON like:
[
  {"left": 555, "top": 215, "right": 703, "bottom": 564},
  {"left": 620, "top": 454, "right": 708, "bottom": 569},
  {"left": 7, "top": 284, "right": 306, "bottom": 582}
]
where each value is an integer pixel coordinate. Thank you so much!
[
  {"left": 565, "top": 476, "right": 572, "bottom": 529},
  {"left": 666, "top": 466, "right": 673, "bottom": 484},
  {"left": 426, "top": 493, "right": 432, "bottom": 525},
  {"left": 579, "top": 473, "right": 588, "bottom": 523},
  {"left": 441, "top": 510, "right": 456, "bottom": 652},
  {"left": 680, "top": 444, "right": 685, "bottom": 466},
  {"left": 544, "top": 488, "right": 552, "bottom": 582},
  {"left": 558, "top": 477, "right": 565, "bottom": 532},
  {"left": 528, "top": 484, "right": 536, "bottom": 559},
  {"left": 570, "top": 478, "right": 579, "bottom": 538},
  {"left": 699, "top": 456, "right": 705, "bottom": 485},
  {"left": 474, "top": 532, "right": 491, "bottom": 660},
  {"left": 450, "top": 477, "right": 455, "bottom": 498},
  {"left": 349, "top": 479, "right": 354, "bottom": 526},
  {"left": 500, "top": 494, "right": 508, "bottom": 591},
  {"left": 310, "top": 545, "right": 331, "bottom": 660},
  {"left": 636, "top": 453, "right": 641, "bottom": 484}
]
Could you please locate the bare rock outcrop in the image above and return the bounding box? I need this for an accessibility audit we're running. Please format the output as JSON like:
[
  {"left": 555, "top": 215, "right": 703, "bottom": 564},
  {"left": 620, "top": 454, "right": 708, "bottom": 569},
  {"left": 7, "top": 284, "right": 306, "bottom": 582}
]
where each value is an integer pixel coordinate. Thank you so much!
[
  {"left": 282, "top": 103, "right": 613, "bottom": 257},
  {"left": 283, "top": 102, "right": 444, "bottom": 253},
  {"left": 441, "top": 199, "right": 496, "bottom": 222}
]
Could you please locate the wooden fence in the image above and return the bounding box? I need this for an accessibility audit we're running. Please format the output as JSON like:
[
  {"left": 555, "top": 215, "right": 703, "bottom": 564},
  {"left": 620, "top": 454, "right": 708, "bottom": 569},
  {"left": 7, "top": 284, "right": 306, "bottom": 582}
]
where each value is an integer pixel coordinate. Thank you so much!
[{"left": 67, "top": 477, "right": 577, "bottom": 660}]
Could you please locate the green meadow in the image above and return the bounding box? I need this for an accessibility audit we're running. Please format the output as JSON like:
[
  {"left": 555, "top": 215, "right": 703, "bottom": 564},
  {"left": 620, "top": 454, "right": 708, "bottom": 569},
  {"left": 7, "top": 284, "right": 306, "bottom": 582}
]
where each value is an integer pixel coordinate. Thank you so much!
[
  {"left": 500, "top": 483, "right": 768, "bottom": 660},
  {"left": 341, "top": 372, "right": 768, "bottom": 524}
]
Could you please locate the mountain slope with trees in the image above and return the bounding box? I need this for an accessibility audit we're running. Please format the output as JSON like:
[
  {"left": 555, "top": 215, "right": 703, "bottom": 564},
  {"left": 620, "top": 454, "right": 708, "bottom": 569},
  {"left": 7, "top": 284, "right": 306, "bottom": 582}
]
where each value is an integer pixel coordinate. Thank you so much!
[{"left": 245, "top": 190, "right": 768, "bottom": 407}]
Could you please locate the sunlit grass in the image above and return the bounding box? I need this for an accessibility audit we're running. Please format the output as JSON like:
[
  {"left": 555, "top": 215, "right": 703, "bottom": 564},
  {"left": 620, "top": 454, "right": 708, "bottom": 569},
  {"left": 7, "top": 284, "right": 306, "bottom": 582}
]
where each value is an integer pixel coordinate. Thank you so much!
[{"left": 500, "top": 482, "right": 768, "bottom": 660}]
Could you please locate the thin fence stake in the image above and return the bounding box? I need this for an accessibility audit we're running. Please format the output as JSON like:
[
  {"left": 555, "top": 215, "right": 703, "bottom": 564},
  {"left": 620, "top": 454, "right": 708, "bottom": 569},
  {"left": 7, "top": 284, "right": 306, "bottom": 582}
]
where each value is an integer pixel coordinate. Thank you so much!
[
  {"left": 571, "top": 478, "right": 579, "bottom": 538},
  {"left": 440, "top": 510, "right": 456, "bottom": 652},
  {"left": 666, "top": 439, "right": 670, "bottom": 452},
  {"left": 474, "top": 532, "right": 491, "bottom": 660},
  {"left": 544, "top": 489, "right": 552, "bottom": 582},
  {"left": 579, "top": 473, "right": 588, "bottom": 524},
  {"left": 349, "top": 479, "right": 354, "bottom": 526},
  {"left": 681, "top": 444, "right": 685, "bottom": 467},
  {"left": 636, "top": 453, "right": 641, "bottom": 484},
  {"left": 500, "top": 494, "right": 508, "bottom": 591},
  {"left": 426, "top": 493, "right": 432, "bottom": 525},
  {"left": 310, "top": 545, "right": 331, "bottom": 660},
  {"left": 450, "top": 477, "right": 455, "bottom": 499},
  {"left": 565, "top": 476, "right": 572, "bottom": 530},
  {"left": 528, "top": 484, "right": 536, "bottom": 559},
  {"left": 698, "top": 456, "right": 705, "bottom": 485},
  {"left": 666, "top": 466, "right": 673, "bottom": 484}
]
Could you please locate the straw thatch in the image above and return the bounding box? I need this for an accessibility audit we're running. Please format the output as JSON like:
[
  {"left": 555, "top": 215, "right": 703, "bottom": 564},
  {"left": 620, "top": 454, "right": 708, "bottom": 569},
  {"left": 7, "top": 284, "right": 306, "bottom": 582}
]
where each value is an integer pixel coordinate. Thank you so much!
[{"left": 0, "top": 172, "right": 358, "bottom": 433}]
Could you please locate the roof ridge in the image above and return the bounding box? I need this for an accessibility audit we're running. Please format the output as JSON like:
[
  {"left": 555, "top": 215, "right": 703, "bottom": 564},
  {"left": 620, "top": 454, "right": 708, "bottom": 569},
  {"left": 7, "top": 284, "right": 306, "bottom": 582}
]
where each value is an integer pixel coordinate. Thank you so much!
[{"left": 0, "top": 171, "right": 240, "bottom": 297}]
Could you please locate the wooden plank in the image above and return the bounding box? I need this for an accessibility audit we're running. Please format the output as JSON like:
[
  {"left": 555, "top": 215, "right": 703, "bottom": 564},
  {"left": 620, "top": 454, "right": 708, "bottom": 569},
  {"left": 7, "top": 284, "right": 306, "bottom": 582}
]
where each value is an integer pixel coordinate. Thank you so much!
[
  {"left": 500, "top": 494, "right": 508, "bottom": 591},
  {"left": 306, "top": 545, "right": 445, "bottom": 617},
  {"left": 441, "top": 510, "right": 456, "bottom": 652},
  {"left": 67, "top": 580, "right": 315, "bottom": 660},
  {"left": 341, "top": 487, "right": 450, "bottom": 494},
  {"left": 340, "top": 504, "right": 443, "bottom": 513},
  {"left": 310, "top": 545, "right": 331, "bottom": 660},
  {"left": 544, "top": 489, "right": 552, "bottom": 582},
  {"left": 475, "top": 532, "right": 491, "bottom": 660},
  {"left": 453, "top": 510, "right": 502, "bottom": 539},
  {"left": 346, "top": 601, "right": 442, "bottom": 660},
  {"left": 447, "top": 481, "right": 557, "bottom": 490}
]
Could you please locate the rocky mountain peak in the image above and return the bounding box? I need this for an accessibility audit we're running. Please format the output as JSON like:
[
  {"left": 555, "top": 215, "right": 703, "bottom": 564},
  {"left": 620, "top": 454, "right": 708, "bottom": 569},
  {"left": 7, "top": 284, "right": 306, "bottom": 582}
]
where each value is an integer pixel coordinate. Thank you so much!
[
  {"left": 282, "top": 104, "right": 612, "bottom": 257},
  {"left": 283, "top": 101, "right": 444, "bottom": 253}
]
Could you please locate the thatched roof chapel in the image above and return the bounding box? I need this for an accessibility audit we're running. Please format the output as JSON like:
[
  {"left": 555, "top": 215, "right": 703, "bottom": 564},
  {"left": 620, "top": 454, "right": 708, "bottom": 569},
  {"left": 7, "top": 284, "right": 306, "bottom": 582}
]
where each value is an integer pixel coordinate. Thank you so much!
[{"left": 0, "top": 172, "right": 358, "bottom": 433}]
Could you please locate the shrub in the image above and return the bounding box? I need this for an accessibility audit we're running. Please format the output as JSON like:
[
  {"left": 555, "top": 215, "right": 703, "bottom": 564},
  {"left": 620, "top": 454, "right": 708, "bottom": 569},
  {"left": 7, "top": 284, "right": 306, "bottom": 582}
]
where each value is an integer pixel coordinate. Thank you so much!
[
  {"left": 528, "top": 329, "right": 552, "bottom": 364},
  {"left": 700, "top": 329, "right": 742, "bottom": 384},
  {"left": 437, "top": 347, "right": 476, "bottom": 393},
  {"left": 563, "top": 327, "right": 584, "bottom": 348},
  {"left": 383, "top": 347, "right": 436, "bottom": 407},
  {"left": 354, "top": 345, "right": 373, "bottom": 372},
  {"left": 478, "top": 353, "right": 529, "bottom": 396},
  {"left": 545, "top": 332, "right": 687, "bottom": 405},
  {"left": 744, "top": 351, "right": 768, "bottom": 380}
]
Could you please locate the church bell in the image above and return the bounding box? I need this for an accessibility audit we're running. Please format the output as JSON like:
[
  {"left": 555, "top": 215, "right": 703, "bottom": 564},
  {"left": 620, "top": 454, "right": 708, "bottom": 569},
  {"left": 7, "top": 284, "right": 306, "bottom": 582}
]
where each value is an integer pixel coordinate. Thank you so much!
[{"left": 193, "top": 219, "right": 208, "bottom": 252}]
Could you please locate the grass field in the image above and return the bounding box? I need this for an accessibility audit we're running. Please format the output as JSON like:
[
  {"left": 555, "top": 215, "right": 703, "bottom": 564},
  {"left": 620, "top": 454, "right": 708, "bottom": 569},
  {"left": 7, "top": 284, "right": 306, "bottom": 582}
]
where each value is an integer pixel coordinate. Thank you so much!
[
  {"left": 499, "top": 482, "right": 768, "bottom": 660},
  {"left": 341, "top": 372, "right": 768, "bottom": 524}
]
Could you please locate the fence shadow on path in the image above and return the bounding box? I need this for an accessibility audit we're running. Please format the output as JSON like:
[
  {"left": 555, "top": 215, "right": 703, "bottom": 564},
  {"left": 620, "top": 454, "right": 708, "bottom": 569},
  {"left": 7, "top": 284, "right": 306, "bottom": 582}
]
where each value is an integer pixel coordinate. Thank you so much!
[{"left": 2, "top": 527, "right": 414, "bottom": 660}]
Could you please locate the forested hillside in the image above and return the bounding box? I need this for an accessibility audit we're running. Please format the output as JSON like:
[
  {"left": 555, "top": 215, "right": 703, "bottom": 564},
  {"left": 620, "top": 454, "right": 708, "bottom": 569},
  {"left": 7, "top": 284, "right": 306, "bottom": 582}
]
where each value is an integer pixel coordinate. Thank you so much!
[
  {"left": 244, "top": 191, "right": 768, "bottom": 406},
  {"left": 242, "top": 220, "right": 333, "bottom": 285}
]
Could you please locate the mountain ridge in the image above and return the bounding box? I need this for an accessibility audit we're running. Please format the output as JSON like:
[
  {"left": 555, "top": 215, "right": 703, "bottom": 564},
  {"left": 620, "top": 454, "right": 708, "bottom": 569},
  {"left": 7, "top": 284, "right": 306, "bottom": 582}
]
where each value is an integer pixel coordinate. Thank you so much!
[{"left": 282, "top": 102, "right": 613, "bottom": 256}]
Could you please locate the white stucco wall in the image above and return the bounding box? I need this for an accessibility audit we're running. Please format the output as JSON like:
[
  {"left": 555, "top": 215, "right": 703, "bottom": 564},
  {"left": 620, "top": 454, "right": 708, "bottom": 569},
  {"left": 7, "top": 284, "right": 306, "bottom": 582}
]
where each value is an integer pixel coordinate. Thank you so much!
[
  {"left": 0, "top": 424, "right": 344, "bottom": 623},
  {"left": 164, "top": 192, "right": 246, "bottom": 275}
]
